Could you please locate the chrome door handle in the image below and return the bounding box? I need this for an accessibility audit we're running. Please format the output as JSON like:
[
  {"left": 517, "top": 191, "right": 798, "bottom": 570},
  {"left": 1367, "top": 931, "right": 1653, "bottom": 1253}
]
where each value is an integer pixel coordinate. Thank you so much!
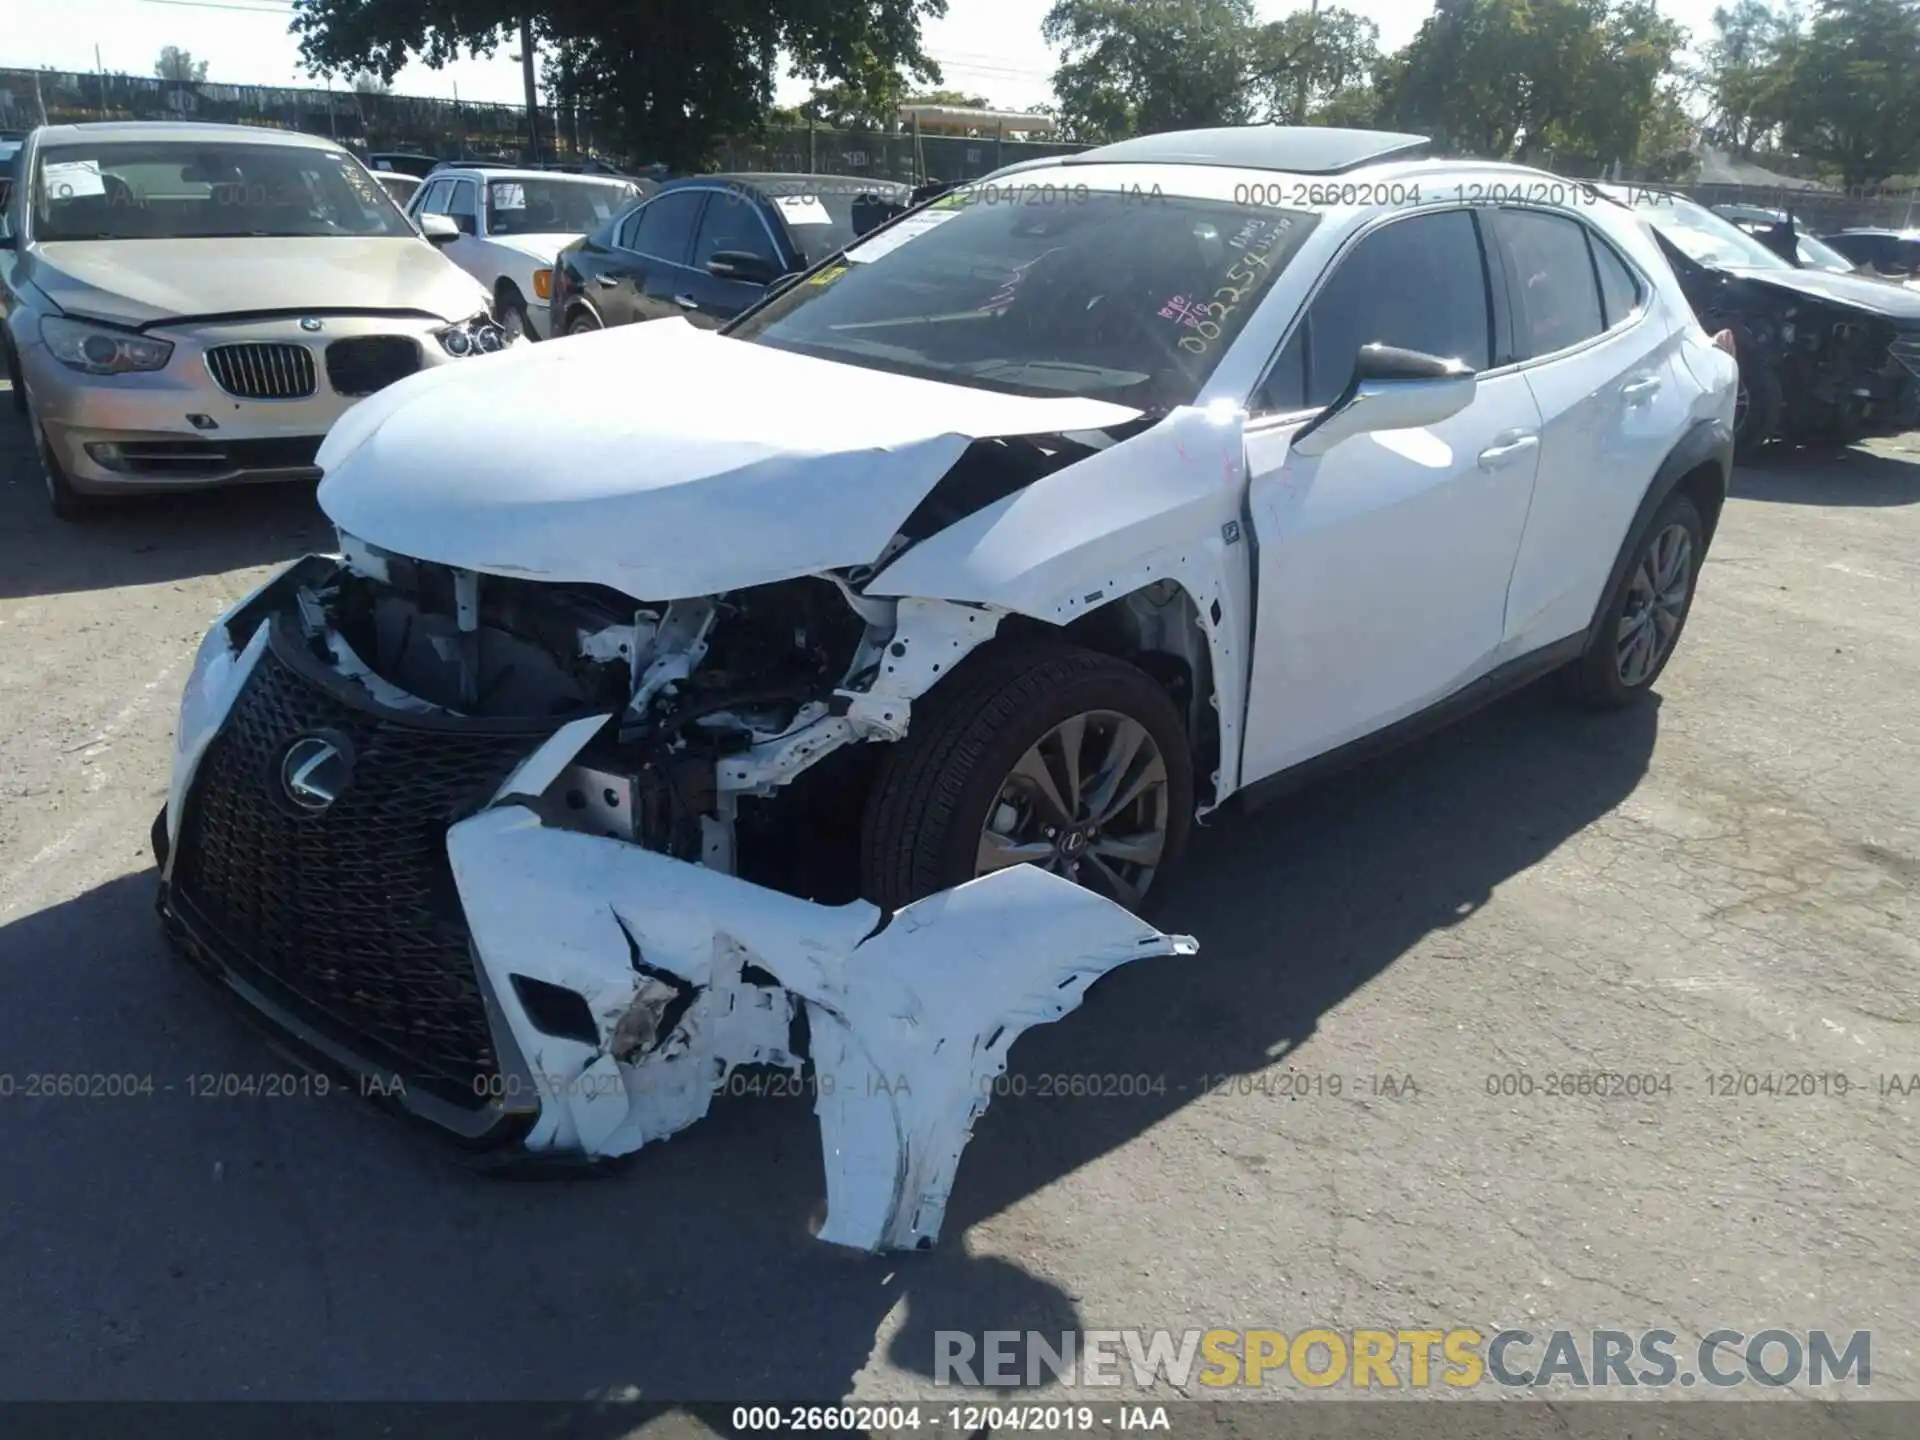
[
  {"left": 673, "top": 293, "right": 700, "bottom": 310},
  {"left": 1478, "top": 433, "right": 1540, "bottom": 470},
  {"left": 1622, "top": 375, "right": 1662, "bottom": 405},
  {"left": 594, "top": 274, "right": 619, "bottom": 288}
]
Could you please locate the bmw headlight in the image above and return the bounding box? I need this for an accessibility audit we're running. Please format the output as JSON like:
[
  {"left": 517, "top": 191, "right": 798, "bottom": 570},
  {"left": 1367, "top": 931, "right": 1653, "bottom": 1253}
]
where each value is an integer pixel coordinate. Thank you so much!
[
  {"left": 40, "top": 314, "right": 174, "bottom": 375},
  {"left": 433, "top": 311, "right": 511, "bottom": 357}
]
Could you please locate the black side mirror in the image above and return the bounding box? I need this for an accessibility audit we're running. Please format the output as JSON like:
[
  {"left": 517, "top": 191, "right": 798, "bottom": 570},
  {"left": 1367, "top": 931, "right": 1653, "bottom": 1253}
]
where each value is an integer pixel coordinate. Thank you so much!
[
  {"left": 707, "top": 250, "right": 783, "bottom": 285},
  {"left": 1291, "top": 343, "right": 1477, "bottom": 458}
]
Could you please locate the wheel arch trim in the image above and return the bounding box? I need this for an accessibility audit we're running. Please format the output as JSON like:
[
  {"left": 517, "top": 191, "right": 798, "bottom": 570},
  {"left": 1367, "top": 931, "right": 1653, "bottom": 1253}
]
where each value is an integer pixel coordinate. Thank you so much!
[{"left": 1582, "top": 416, "right": 1730, "bottom": 654}]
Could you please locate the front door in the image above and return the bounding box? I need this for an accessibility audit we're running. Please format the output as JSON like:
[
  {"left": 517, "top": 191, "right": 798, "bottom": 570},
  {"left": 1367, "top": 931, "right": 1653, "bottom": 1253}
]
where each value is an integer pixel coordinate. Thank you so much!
[{"left": 1239, "top": 207, "right": 1545, "bottom": 783}]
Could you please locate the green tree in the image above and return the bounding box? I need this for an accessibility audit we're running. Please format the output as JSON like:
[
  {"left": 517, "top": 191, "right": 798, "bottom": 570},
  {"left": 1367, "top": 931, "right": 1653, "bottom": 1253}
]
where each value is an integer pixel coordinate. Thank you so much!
[
  {"left": 1778, "top": 0, "right": 1920, "bottom": 188},
  {"left": 902, "top": 88, "right": 992, "bottom": 107},
  {"left": 350, "top": 69, "right": 393, "bottom": 94},
  {"left": 1247, "top": 6, "right": 1381, "bottom": 127},
  {"left": 1381, "top": 0, "right": 1685, "bottom": 167},
  {"left": 1704, "top": 1, "right": 1797, "bottom": 154},
  {"left": 289, "top": 0, "right": 947, "bottom": 171},
  {"left": 1040, "top": 0, "right": 1255, "bottom": 143},
  {"left": 154, "top": 46, "right": 209, "bottom": 83}
]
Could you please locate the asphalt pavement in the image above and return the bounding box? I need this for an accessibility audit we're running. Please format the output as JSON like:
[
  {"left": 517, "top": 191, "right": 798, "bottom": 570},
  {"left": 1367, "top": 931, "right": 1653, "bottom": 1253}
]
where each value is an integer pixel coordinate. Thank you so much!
[{"left": 0, "top": 381, "right": 1914, "bottom": 1417}]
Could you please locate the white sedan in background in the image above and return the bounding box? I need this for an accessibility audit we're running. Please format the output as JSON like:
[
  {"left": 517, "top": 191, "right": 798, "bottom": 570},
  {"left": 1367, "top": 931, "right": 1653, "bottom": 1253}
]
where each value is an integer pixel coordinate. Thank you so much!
[{"left": 408, "top": 167, "right": 647, "bottom": 340}]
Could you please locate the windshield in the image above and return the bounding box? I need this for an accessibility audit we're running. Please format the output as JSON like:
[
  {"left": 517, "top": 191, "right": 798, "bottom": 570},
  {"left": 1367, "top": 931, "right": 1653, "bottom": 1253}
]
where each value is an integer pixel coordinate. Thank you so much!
[
  {"left": 484, "top": 176, "right": 640, "bottom": 236},
  {"left": 755, "top": 177, "right": 912, "bottom": 265},
  {"left": 31, "top": 140, "right": 414, "bottom": 242},
  {"left": 727, "top": 186, "right": 1319, "bottom": 409},
  {"left": 1615, "top": 190, "right": 1793, "bottom": 270},
  {"left": 1796, "top": 233, "right": 1858, "bottom": 273}
]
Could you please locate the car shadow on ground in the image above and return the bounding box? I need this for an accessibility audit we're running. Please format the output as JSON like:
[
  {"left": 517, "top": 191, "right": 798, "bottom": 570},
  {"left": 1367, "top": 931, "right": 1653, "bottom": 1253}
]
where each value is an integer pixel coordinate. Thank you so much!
[
  {"left": 0, "top": 683, "right": 1657, "bottom": 1408},
  {"left": 0, "top": 416, "right": 330, "bottom": 601},
  {"left": 1732, "top": 443, "right": 1920, "bottom": 507}
]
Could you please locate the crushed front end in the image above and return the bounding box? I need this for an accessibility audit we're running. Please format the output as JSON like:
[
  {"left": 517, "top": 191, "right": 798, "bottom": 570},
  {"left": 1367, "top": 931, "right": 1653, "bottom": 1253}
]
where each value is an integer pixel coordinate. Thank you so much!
[{"left": 156, "top": 545, "right": 1193, "bottom": 1250}]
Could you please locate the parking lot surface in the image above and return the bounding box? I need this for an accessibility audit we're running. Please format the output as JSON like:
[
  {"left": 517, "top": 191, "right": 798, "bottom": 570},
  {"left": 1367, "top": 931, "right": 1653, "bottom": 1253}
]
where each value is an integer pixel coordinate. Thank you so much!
[{"left": 0, "top": 380, "right": 1915, "bottom": 1408}]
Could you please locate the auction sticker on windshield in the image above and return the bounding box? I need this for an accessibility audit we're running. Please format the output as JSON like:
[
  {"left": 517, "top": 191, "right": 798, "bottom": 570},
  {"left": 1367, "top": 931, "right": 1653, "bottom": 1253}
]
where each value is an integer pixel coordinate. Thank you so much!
[
  {"left": 847, "top": 208, "right": 959, "bottom": 263},
  {"left": 492, "top": 183, "right": 526, "bottom": 210},
  {"left": 43, "top": 160, "right": 107, "bottom": 199},
  {"left": 774, "top": 194, "right": 832, "bottom": 225}
]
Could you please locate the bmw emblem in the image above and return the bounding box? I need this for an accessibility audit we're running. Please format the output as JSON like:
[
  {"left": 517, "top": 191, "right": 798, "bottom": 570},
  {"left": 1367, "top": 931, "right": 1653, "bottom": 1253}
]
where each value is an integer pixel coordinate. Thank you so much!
[
  {"left": 300, "top": 317, "right": 323, "bottom": 333},
  {"left": 278, "top": 733, "right": 354, "bottom": 813}
]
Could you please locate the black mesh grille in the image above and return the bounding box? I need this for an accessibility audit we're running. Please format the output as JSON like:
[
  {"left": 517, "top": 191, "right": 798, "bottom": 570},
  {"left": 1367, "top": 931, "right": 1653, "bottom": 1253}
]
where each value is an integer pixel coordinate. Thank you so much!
[
  {"left": 325, "top": 336, "right": 422, "bottom": 396},
  {"left": 172, "top": 643, "right": 550, "bottom": 1106},
  {"left": 206, "top": 343, "right": 318, "bottom": 399}
]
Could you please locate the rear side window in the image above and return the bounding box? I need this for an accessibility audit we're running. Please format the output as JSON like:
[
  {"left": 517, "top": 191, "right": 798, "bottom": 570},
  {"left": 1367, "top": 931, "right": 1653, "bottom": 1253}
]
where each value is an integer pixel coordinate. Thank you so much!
[
  {"left": 1591, "top": 234, "right": 1644, "bottom": 327},
  {"left": 693, "top": 189, "right": 778, "bottom": 269},
  {"left": 1494, "top": 208, "right": 1606, "bottom": 359},
  {"left": 1262, "top": 209, "right": 1493, "bottom": 412},
  {"left": 629, "top": 190, "right": 703, "bottom": 263}
]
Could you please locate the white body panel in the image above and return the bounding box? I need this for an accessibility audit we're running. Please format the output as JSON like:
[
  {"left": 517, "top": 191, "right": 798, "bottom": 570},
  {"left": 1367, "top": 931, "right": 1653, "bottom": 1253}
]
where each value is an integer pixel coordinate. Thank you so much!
[
  {"left": 316, "top": 318, "right": 1139, "bottom": 599},
  {"left": 447, "top": 804, "right": 1193, "bottom": 1251}
]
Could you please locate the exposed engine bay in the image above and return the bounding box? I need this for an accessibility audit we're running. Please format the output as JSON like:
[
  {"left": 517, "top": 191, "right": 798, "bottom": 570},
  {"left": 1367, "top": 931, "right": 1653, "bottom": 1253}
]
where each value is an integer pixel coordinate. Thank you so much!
[
  {"left": 320, "top": 531, "right": 926, "bottom": 896},
  {"left": 157, "top": 537, "right": 1194, "bottom": 1251}
]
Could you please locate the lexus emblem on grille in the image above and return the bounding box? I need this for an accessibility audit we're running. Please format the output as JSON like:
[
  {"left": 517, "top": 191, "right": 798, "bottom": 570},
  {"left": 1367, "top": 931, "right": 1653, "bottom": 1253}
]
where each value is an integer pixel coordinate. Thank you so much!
[
  {"left": 300, "top": 317, "right": 323, "bottom": 333},
  {"left": 279, "top": 735, "right": 352, "bottom": 812}
]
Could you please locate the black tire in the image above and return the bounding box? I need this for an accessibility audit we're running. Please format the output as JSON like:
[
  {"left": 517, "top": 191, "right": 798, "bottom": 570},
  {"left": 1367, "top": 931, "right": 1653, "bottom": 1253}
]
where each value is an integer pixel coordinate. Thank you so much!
[
  {"left": 1732, "top": 347, "right": 1781, "bottom": 460},
  {"left": 861, "top": 639, "right": 1193, "bottom": 915},
  {"left": 497, "top": 285, "right": 536, "bottom": 343},
  {"left": 26, "top": 393, "right": 98, "bottom": 521},
  {"left": 1561, "top": 491, "right": 1705, "bottom": 709},
  {"left": 565, "top": 308, "right": 603, "bottom": 336}
]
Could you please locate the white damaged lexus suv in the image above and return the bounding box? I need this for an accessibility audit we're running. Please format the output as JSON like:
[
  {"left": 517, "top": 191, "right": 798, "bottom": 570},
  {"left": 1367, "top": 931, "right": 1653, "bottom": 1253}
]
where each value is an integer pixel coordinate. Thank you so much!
[{"left": 154, "top": 127, "right": 1736, "bottom": 1251}]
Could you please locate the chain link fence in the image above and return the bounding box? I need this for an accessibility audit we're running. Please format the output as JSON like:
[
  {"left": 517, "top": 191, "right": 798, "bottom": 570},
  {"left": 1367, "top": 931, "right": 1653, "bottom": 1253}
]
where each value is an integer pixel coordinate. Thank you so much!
[{"left": 0, "top": 67, "right": 1085, "bottom": 183}]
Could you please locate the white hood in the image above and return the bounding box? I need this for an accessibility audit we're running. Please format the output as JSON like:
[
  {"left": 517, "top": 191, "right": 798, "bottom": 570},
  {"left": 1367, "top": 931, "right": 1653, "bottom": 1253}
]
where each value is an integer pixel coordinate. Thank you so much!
[
  {"left": 32, "top": 236, "right": 490, "bottom": 328},
  {"left": 485, "top": 232, "right": 581, "bottom": 265},
  {"left": 317, "top": 318, "right": 1140, "bottom": 599}
]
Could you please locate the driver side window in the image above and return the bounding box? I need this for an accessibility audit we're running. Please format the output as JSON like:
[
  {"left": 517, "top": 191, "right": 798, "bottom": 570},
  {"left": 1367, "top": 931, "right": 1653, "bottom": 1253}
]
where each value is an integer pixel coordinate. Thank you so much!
[{"left": 1253, "top": 209, "right": 1494, "bottom": 415}]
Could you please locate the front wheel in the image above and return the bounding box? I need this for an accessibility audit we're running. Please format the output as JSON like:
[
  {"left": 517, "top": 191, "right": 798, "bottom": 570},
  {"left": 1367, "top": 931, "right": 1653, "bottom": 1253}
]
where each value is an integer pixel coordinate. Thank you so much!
[
  {"left": 861, "top": 640, "right": 1193, "bottom": 914},
  {"left": 498, "top": 289, "right": 535, "bottom": 343},
  {"left": 1562, "top": 492, "right": 1704, "bottom": 709},
  {"left": 565, "top": 308, "right": 603, "bottom": 336}
]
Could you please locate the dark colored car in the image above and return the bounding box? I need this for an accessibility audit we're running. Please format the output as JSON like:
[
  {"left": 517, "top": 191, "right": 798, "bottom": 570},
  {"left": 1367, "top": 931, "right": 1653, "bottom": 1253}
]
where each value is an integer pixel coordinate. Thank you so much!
[
  {"left": 1603, "top": 186, "right": 1920, "bottom": 456},
  {"left": 548, "top": 172, "right": 911, "bottom": 336},
  {"left": 1820, "top": 228, "right": 1920, "bottom": 278}
]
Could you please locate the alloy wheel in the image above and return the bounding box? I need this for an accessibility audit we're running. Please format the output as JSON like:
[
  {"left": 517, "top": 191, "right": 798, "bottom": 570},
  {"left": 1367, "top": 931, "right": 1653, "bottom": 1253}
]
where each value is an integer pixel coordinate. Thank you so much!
[
  {"left": 976, "top": 709, "right": 1171, "bottom": 907},
  {"left": 1615, "top": 521, "right": 1693, "bottom": 687},
  {"left": 1733, "top": 378, "right": 1750, "bottom": 434}
]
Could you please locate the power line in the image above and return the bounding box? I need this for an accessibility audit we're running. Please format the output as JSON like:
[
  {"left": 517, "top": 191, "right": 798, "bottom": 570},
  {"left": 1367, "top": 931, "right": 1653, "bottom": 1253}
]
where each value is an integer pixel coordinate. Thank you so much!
[{"left": 135, "top": 0, "right": 296, "bottom": 12}]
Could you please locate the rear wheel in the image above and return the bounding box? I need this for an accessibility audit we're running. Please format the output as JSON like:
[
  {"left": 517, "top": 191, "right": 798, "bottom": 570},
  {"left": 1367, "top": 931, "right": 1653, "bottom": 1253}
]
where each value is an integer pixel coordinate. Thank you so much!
[
  {"left": 1562, "top": 492, "right": 1704, "bottom": 709},
  {"left": 861, "top": 640, "right": 1193, "bottom": 914}
]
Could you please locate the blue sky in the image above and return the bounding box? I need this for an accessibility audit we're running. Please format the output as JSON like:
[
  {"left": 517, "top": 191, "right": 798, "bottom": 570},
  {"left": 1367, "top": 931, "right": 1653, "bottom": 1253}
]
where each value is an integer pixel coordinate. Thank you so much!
[{"left": 10, "top": 0, "right": 1725, "bottom": 109}]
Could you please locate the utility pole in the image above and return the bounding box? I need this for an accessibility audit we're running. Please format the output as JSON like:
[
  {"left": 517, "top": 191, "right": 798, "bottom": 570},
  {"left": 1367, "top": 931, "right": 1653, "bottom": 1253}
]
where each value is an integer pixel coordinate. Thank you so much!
[
  {"left": 520, "top": 17, "right": 542, "bottom": 165},
  {"left": 1293, "top": 0, "right": 1319, "bottom": 127},
  {"left": 94, "top": 44, "right": 107, "bottom": 120}
]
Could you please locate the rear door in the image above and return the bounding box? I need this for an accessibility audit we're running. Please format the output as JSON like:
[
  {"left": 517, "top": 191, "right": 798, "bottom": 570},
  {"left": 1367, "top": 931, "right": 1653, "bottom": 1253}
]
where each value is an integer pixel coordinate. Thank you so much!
[
  {"left": 621, "top": 188, "right": 708, "bottom": 324},
  {"left": 1491, "top": 206, "right": 1688, "bottom": 653}
]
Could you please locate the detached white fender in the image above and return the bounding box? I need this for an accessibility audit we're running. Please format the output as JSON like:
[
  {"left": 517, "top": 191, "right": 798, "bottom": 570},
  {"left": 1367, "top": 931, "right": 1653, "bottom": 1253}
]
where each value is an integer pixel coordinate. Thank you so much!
[
  {"left": 867, "top": 404, "right": 1258, "bottom": 800},
  {"left": 447, "top": 806, "right": 1195, "bottom": 1252}
]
